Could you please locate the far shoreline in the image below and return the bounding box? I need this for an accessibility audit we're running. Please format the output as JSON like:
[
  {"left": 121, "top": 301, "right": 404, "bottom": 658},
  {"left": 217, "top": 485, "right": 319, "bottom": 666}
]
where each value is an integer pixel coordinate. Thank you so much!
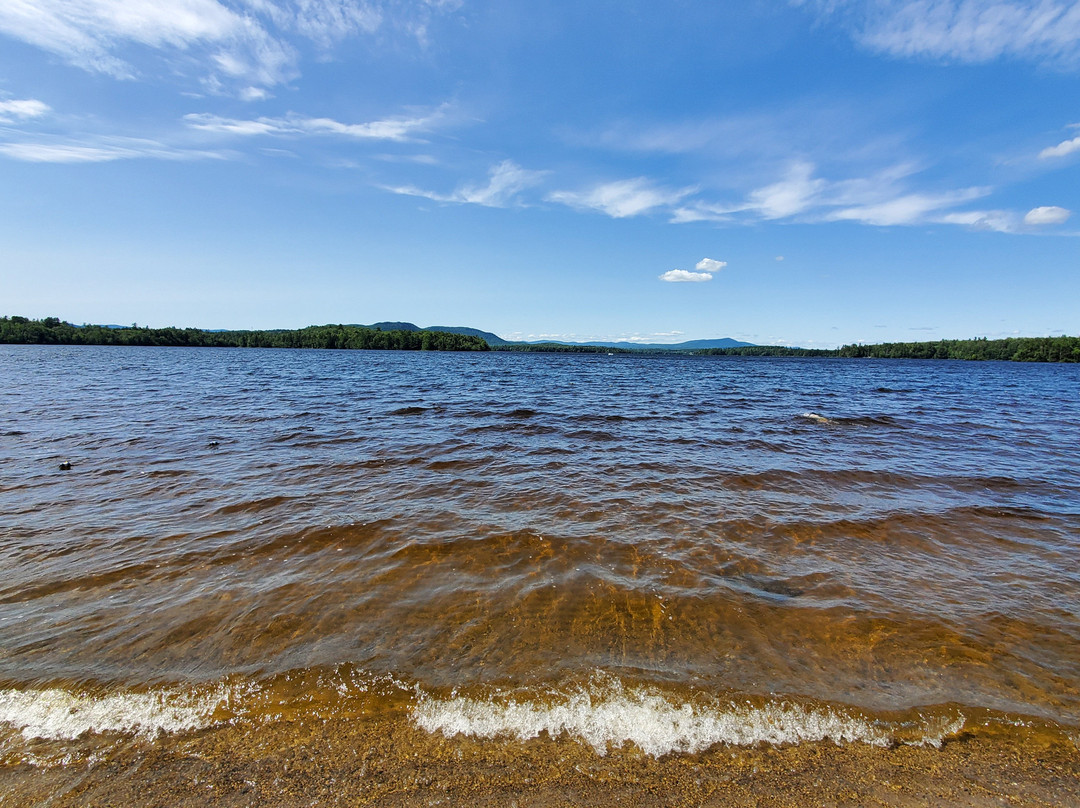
[{"left": 2, "top": 316, "right": 1078, "bottom": 362}]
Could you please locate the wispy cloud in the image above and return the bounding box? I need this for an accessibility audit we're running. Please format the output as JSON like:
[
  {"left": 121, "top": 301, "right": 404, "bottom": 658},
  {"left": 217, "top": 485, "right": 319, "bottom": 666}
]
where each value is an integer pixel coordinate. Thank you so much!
[
  {"left": 184, "top": 105, "right": 448, "bottom": 141},
  {"left": 241, "top": 0, "right": 383, "bottom": 49},
  {"left": 747, "top": 162, "right": 826, "bottom": 219},
  {"left": 384, "top": 160, "right": 547, "bottom": 208},
  {"left": 643, "top": 160, "right": 1002, "bottom": 230},
  {"left": 827, "top": 187, "right": 990, "bottom": 226},
  {"left": 0, "top": 137, "right": 224, "bottom": 163},
  {"left": 454, "top": 160, "right": 549, "bottom": 207},
  {"left": 537, "top": 159, "right": 1061, "bottom": 235},
  {"left": 0, "top": 0, "right": 286, "bottom": 83},
  {"left": 936, "top": 208, "right": 1021, "bottom": 232},
  {"left": 796, "top": 1, "right": 1080, "bottom": 66},
  {"left": 548, "top": 178, "right": 694, "bottom": 218},
  {"left": 0, "top": 0, "right": 458, "bottom": 93},
  {"left": 0, "top": 98, "right": 51, "bottom": 122}
]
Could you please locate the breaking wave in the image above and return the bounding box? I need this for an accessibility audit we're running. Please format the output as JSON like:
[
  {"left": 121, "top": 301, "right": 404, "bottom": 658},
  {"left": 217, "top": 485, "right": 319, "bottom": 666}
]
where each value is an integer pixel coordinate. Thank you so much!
[
  {"left": 412, "top": 676, "right": 966, "bottom": 757},
  {"left": 0, "top": 684, "right": 238, "bottom": 741}
]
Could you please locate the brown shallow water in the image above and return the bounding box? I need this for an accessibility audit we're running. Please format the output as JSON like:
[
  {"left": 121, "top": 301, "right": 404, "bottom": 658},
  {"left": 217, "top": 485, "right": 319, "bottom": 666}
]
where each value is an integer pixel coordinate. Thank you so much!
[{"left": 1, "top": 345, "right": 1079, "bottom": 805}]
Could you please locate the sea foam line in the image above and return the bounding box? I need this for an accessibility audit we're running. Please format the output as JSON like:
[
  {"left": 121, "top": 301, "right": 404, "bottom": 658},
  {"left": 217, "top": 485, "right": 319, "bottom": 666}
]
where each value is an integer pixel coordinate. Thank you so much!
[
  {"left": 413, "top": 680, "right": 964, "bottom": 757},
  {"left": 0, "top": 685, "right": 233, "bottom": 741}
]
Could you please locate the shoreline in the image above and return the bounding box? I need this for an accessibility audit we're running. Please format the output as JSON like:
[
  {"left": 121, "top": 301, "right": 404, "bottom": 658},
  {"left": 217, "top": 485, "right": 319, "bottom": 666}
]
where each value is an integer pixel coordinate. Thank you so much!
[{"left": 4, "top": 708, "right": 1078, "bottom": 807}]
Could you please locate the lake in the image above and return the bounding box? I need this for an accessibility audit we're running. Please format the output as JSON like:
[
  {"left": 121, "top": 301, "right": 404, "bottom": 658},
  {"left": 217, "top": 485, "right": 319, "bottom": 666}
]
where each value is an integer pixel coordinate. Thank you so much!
[{"left": 2, "top": 345, "right": 1078, "bottom": 806}]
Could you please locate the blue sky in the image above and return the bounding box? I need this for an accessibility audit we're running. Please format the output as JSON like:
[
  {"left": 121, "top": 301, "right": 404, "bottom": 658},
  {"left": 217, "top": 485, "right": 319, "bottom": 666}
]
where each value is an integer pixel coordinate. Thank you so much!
[{"left": 0, "top": 0, "right": 1078, "bottom": 346}]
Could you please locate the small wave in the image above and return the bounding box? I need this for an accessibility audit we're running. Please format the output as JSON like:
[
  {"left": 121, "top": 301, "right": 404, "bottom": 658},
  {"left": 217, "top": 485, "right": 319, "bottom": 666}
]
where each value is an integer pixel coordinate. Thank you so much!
[
  {"left": 388, "top": 406, "right": 429, "bottom": 416},
  {"left": 412, "top": 677, "right": 965, "bottom": 757},
  {"left": 506, "top": 408, "right": 539, "bottom": 418},
  {"left": 216, "top": 495, "right": 294, "bottom": 516},
  {"left": 564, "top": 429, "right": 619, "bottom": 442},
  {"left": 797, "top": 412, "right": 901, "bottom": 428},
  {"left": 0, "top": 685, "right": 236, "bottom": 741}
]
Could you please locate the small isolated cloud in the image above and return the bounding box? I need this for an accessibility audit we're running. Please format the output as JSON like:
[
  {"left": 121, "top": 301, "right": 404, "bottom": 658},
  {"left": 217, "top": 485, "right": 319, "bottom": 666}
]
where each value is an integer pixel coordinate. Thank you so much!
[
  {"left": 1039, "top": 133, "right": 1080, "bottom": 159},
  {"left": 660, "top": 269, "right": 713, "bottom": 282},
  {"left": 1024, "top": 205, "right": 1071, "bottom": 225},
  {"left": 0, "top": 99, "right": 50, "bottom": 122},
  {"left": 549, "top": 177, "right": 692, "bottom": 219},
  {"left": 776, "top": 255, "right": 785, "bottom": 261},
  {"left": 696, "top": 257, "right": 727, "bottom": 273}
]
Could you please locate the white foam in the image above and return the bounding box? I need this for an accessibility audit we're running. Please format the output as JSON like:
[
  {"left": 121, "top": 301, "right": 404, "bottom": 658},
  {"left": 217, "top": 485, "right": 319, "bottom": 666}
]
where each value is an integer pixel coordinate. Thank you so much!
[
  {"left": 0, "top": 685, "right": 231, "bottom": 741},
  {"left": 413, "top": 679, "right": 900, "bottom": 757}
]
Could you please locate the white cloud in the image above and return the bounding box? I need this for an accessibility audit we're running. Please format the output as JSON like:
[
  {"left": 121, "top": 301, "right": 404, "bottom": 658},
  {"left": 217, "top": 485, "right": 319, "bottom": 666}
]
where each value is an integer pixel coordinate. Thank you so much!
[
  {"left": 668, "top": 202, "right": 738, "bottom": 224},
  {"left": 560, "top": 160, "right": 1045, "bottom": 236},
  {"left": 0, "top": 98, "right": 50, "bottom": 121},
  {"left": 1039, "top": 134, "right": 1080, "bottom": 159},
  {"left": 548, "top": 178, "right": 693, "bottom": 218},
  {"left": 827, "top": 187, "right": 989, "bottom": 226},
  {"left": 455, "top": 160, "right": 548, "bottom": 207},
  {"left": 659, "top": 269, "right": 713, "bottom": 282},
  {"left": 250, "top": 0, "right": 383, "bottom": 49},
  {"left": 384, "top": 160, "right": 546, "bottom": 208},
  {"left": 184, "top": 113, "right": 282, "bottom": 135},
  {"left": 239, "top": 85, "right": 272, "bottom": 102},
  {"left": 184, "top": 106, "right": 446, "bottom": 141},
  {"left": 937, "top": 209, "right": 1020, "bottom": 232},
  {"left": 0, "top": 0, "right": 456, "bottom": 92},
  {"left": 0, "top": 0, "right": 268, "bottom": 80},
  {"left": 1024, "top": 205, "right": 1072, "bottom": 225},
  {"left": 797, "top": 1, "right": 1080, "bottom": 66},
  {"left": 0, "top": 138, "right": 223, "bottom": 163},
  {"left": 696, "top": 258, "right": 727, "bottom": 273},
  {"left": 547, "top": 162, "right": 1013, "bottom": 233},
  {"left": 747, "top": 162, "right": 825, "bottom": 218}
]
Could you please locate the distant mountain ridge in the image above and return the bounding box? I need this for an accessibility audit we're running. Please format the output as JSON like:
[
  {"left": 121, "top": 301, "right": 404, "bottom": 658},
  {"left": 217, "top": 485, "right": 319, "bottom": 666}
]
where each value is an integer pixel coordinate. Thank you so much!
[
  {"left": 358, "top": 322, "right": 511, "bottom": 345},
  {"left": 359, "top": 323, "right": 756, "bottom": 350},
  {"left": 359, "top": 323, "right": 754, "bottom": 350},
  {"left": 528, "top": 337, "right": 755, "bottom": 350}
]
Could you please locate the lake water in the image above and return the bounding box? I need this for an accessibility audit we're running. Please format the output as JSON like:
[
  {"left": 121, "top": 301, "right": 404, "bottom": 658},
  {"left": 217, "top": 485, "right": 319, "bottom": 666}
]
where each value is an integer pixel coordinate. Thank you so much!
[{"left": 1, "top": 345, "right": 1079, "bottom": 806}]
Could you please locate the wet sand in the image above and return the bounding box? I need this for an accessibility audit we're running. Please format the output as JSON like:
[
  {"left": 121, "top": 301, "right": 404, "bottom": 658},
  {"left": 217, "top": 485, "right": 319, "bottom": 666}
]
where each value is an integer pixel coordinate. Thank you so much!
[{"left": 4, "top": 714, "right": 1078, "bottom": 807}]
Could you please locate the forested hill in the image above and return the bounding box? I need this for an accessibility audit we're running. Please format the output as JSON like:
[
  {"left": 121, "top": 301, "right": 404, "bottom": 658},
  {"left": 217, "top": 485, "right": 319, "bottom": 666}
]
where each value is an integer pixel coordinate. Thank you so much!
[
  {"left": 699, "top": 336, "right": 1080, "bottom": 362},
  {"left": 0, "top": 317, "right": 490, "bottom": 352}
]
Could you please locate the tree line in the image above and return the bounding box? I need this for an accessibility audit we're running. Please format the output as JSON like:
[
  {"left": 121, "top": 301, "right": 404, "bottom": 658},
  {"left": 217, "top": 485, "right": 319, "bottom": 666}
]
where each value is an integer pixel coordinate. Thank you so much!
[
  {"left": 0, "top": 316, "right": 490, "bottom": 352},
  {"left": 698, "top": 336, "right": 1080, "bottom": 362}
]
